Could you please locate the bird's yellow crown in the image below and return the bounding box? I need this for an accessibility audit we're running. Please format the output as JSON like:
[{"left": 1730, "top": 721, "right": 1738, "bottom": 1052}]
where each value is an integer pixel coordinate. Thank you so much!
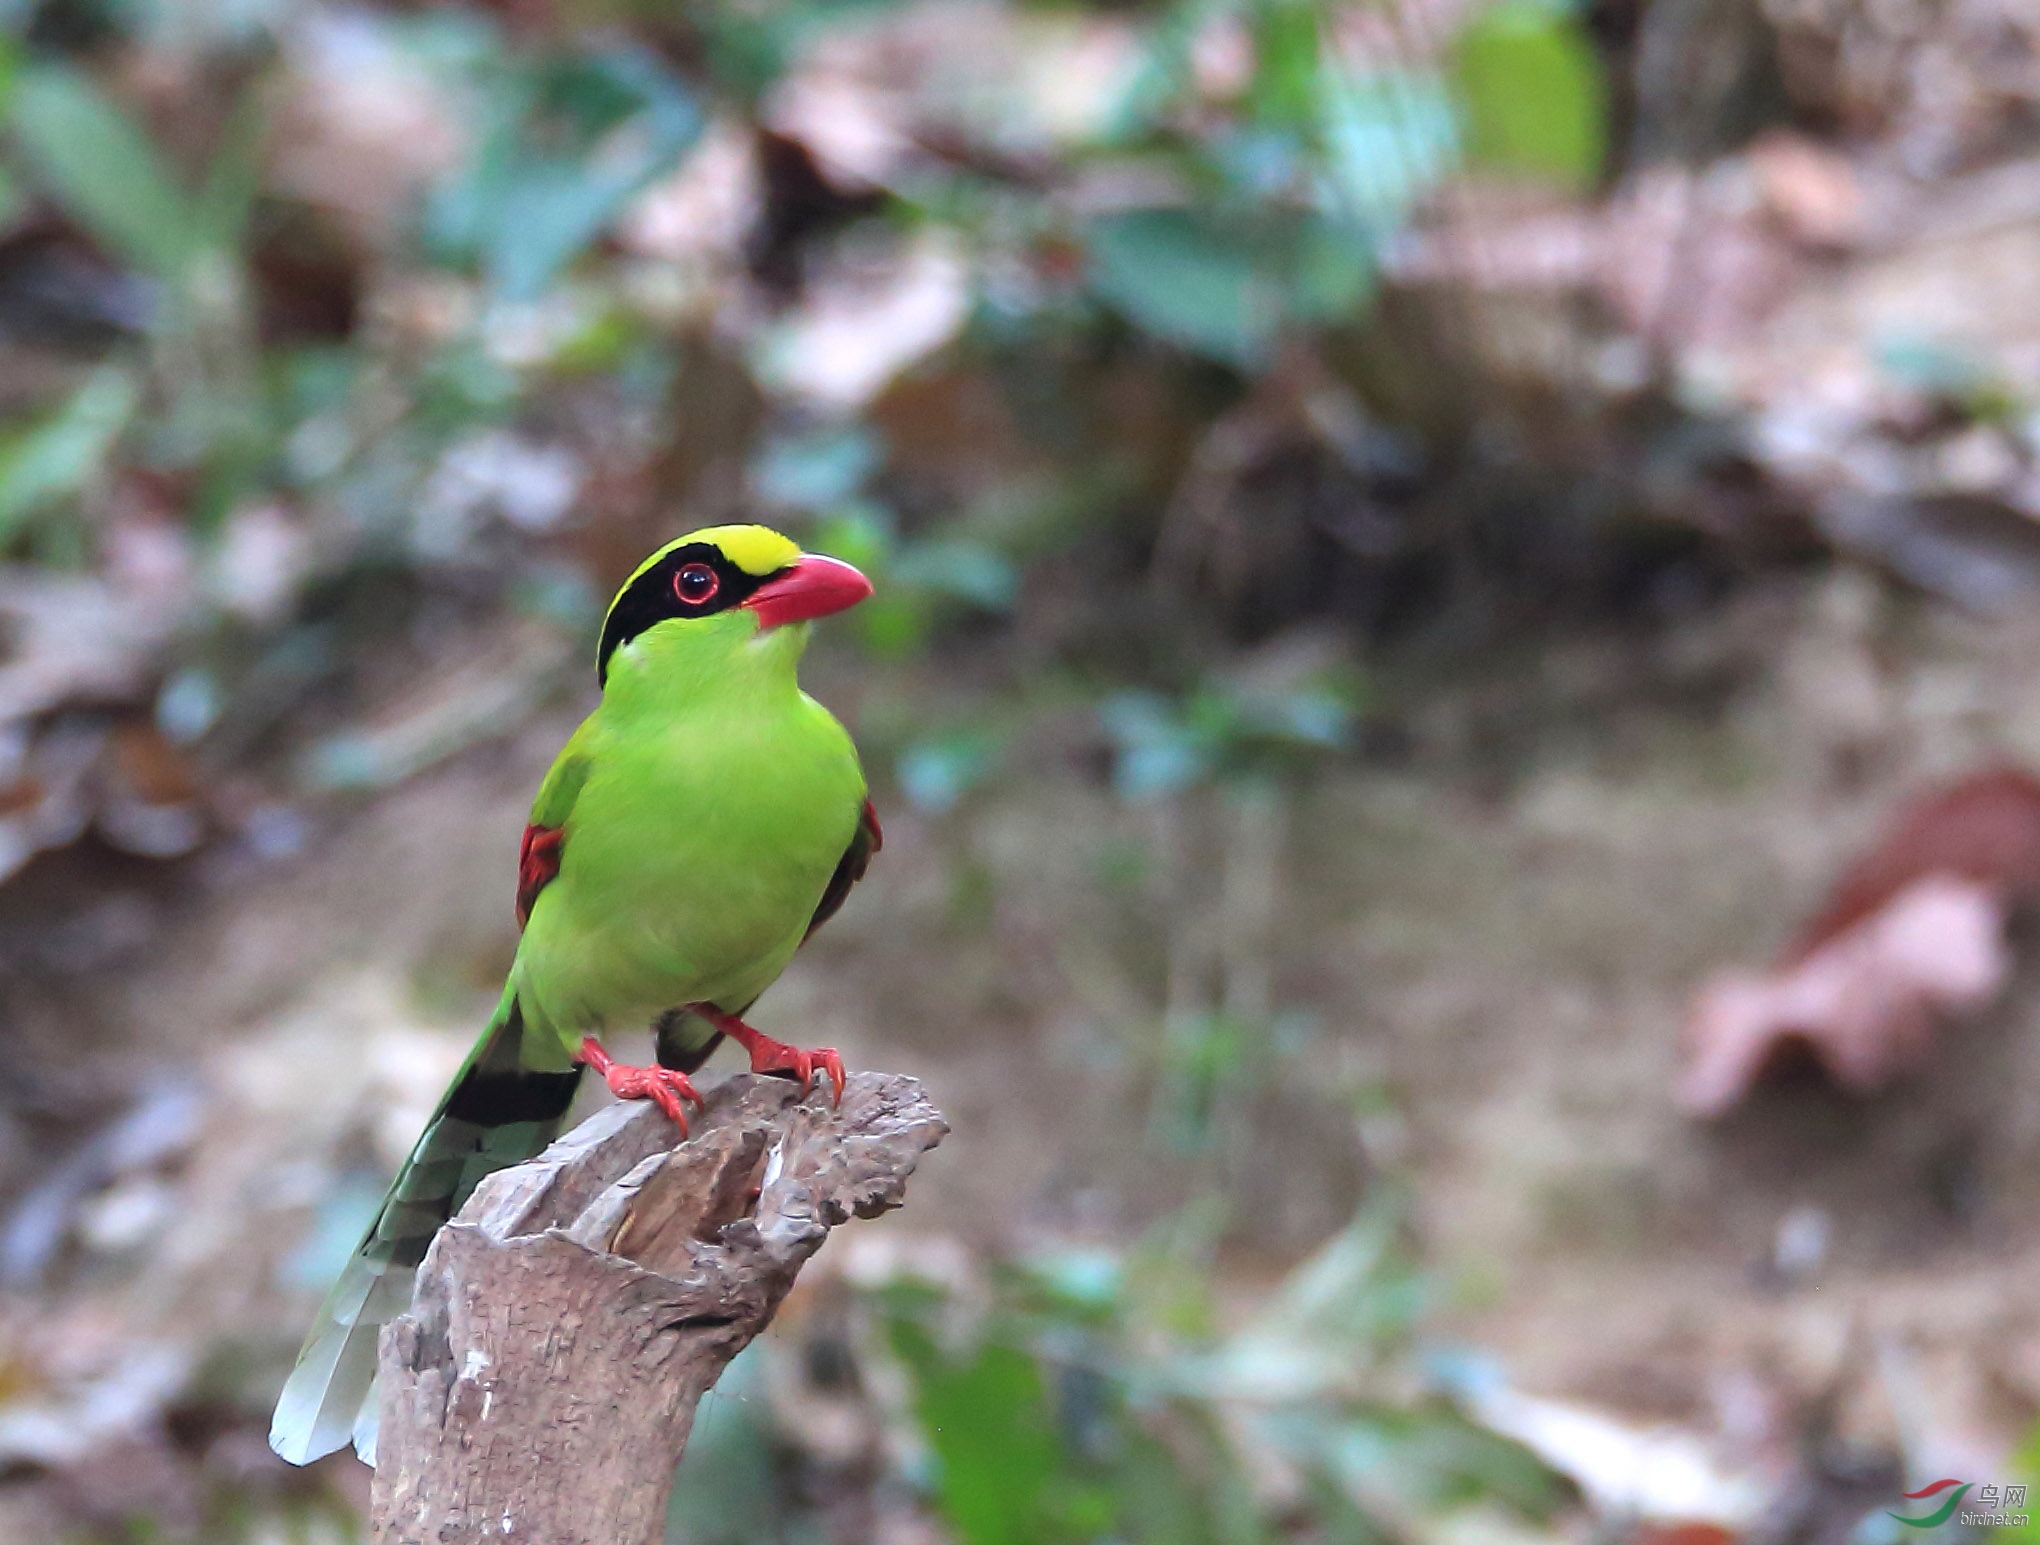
[{"left": 618, "top": 525, "right": 800, "bottom": 598}]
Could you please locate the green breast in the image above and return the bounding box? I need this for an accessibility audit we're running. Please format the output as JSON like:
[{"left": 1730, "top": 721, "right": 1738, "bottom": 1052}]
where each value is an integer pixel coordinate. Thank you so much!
[{"left": 512, "top": 680, "right": 864, "bottom": 1058}]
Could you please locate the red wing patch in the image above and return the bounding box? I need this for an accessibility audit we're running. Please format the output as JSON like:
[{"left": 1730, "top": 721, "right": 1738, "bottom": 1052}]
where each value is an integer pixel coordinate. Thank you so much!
[{"left": 516, "top": 824, "right": 564, "bottom": 929}]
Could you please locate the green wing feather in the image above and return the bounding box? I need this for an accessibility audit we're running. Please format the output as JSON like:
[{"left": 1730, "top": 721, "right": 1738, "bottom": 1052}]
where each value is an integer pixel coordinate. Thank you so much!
[{"left": 530, "top": 740, "right": 591, "bottom": 830}]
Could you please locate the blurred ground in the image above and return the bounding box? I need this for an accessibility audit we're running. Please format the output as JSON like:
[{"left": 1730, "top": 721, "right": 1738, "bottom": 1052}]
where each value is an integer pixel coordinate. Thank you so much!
[
  {"left": 0, "top": 0, "right": 2038, "bottom": 1539},
  {"left": 16, "top": 560, "right": 2040, "bottom": 1538}
]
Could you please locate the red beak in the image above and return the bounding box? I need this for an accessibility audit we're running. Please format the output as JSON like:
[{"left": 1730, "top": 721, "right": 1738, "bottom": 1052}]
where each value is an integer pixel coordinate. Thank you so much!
[{"left": 742, "top": 554, "right": 873, "bottom": 630}]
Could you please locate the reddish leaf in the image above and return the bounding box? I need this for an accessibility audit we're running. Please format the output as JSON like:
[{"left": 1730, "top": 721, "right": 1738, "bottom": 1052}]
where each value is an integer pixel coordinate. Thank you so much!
[{"left": 1679, "top": 766, "right": 2040, "bottom": 1115}]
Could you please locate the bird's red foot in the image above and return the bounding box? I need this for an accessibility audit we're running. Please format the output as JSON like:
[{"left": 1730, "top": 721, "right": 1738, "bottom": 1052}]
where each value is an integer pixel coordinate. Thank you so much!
[
  {"left": 576, "top": 1036, "right": 704, "bottom": 1132},
  {"left": 699, "top": 1010, "right": 846, "bottom": 1106}
]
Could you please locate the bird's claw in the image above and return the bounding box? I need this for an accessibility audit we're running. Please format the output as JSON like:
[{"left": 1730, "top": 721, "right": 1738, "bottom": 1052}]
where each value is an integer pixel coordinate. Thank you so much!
[
  {"left": 762, "top": 1040, "right": 840, "bottom": 1102},
  {"left": 576, "top": 1036, "right": 705, "bottom": 1133},
  {"left": 749, "top": 1040, "right": 846, "bottom": 1106},
  {"left": 699, "top": 1013, "right": 846, "bottom": 1107},
  {"left": 815, "top": 1047, "right": 846, "bottom": 1105},
  {"left": 604, "top": 1063, "right": 704, "bottom": 1130}
]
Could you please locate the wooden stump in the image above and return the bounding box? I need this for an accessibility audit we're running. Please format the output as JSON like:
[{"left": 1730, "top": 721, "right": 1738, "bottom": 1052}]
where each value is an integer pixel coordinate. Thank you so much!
[{"left": 369, "top": 1071, "right": 947, "bottom": 1545}]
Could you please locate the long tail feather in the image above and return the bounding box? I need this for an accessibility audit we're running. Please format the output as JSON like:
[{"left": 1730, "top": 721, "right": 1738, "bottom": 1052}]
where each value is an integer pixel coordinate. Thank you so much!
[{"left": 269, "top": 989, "right": 580, "bottom": 1466}]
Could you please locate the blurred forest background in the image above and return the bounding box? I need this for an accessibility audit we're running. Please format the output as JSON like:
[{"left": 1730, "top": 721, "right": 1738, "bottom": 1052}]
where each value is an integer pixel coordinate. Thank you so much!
[{"left": 3, "top": 0, "right": 2040, "bottom": 1539}]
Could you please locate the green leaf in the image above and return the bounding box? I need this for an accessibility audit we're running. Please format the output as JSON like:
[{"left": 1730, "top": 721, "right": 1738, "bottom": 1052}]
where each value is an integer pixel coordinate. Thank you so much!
[
  {"left": 1086, "top": 208, "right": 1271, "bottom": 368},
  {"left": 1086, "top": 206, "right": 1374, "bottom": 367},
  {"left": 1321, "top": 70, "right": 1460, "bottom": 227},
  {"left": 428, "top": 46, "right": 703, "bottom": 301},
  {"left": 890, "top": 1321, "right": 1073, "bottom": 1545},
  {"left": 858, "top": 593, "right": 933, "bottom": 658},
  {"left": 1249, "top": 0, "right": 1323, "bottom": 130},
  {"left": 1288, "top": 217, "right": 1375, "bottom": 324},
  {"left": 1102, "top": 1, "right": 1201, "bottom": 143},
  {"left": 1100, "top": 691, "right": 1216, "bottom": 800},
  {"left": 1298, "top": 1403, "right": 1565, "bottom": 1521},
  {"left": 11, "top": 65, "right": 198, "bottom": 279},
  {"left": 194, "top": 87, "right": 267, "bottom": 255},
  {"left": 1112, "top": 1427, "right": 1236, "bottom": 1545},
  {"left": 665, "top": 1347, "right": 791, "bottom": 1545},
  {"left": 0, "top": 367, "right": 137, "bottom": 542},
  {"left": 1451, "top": 1, "right": 1606, "bottom": 189},
  {"left": 893, "top": 539, "right": 1019, "bottom": 611}
]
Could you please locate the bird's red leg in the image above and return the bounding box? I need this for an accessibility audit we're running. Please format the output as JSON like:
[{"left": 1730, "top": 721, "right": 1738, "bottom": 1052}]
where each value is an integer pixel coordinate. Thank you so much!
[
  {"left": 695, "top": 1007, "right": 845, "bottom": 1107},
  {"left": 575, "top": 1036, "right": 705, "bottom": 1133}
]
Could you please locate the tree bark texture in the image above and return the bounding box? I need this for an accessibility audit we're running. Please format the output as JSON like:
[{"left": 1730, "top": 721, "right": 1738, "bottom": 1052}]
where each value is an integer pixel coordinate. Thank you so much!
[{"left": 369, "top": 1071, "right": 947, "bottom": 1545}]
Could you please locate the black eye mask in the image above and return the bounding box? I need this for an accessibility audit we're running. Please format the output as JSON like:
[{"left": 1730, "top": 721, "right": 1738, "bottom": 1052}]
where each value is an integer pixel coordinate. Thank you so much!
[{"left": 597, "top": 544, "right": 779, "bottom": 686}]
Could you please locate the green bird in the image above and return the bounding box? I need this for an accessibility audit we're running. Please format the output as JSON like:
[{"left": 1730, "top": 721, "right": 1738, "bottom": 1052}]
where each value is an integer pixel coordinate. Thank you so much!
[{"left": 269, "top": 524, "right": 879, "bottom": 1466}]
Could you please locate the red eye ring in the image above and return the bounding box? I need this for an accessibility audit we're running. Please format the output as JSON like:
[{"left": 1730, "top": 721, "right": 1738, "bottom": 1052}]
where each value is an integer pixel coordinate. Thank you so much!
[{"left": 673, "top": 562, "right": 720, "bottom": 606}]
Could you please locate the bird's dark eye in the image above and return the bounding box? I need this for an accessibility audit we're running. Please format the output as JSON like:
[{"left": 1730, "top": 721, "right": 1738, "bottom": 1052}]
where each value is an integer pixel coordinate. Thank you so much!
[{"left": 673, "top": 563, "right": 720, "bottom": 606}]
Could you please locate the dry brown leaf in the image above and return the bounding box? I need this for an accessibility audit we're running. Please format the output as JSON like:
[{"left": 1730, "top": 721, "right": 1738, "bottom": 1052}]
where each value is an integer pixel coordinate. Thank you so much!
[
  {"left": 1679, "top": 874, "right": 2006, "bottom": 1115},
  {"left": 1679, "top": 766, "right": 2040, "bottom": 1115}
]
